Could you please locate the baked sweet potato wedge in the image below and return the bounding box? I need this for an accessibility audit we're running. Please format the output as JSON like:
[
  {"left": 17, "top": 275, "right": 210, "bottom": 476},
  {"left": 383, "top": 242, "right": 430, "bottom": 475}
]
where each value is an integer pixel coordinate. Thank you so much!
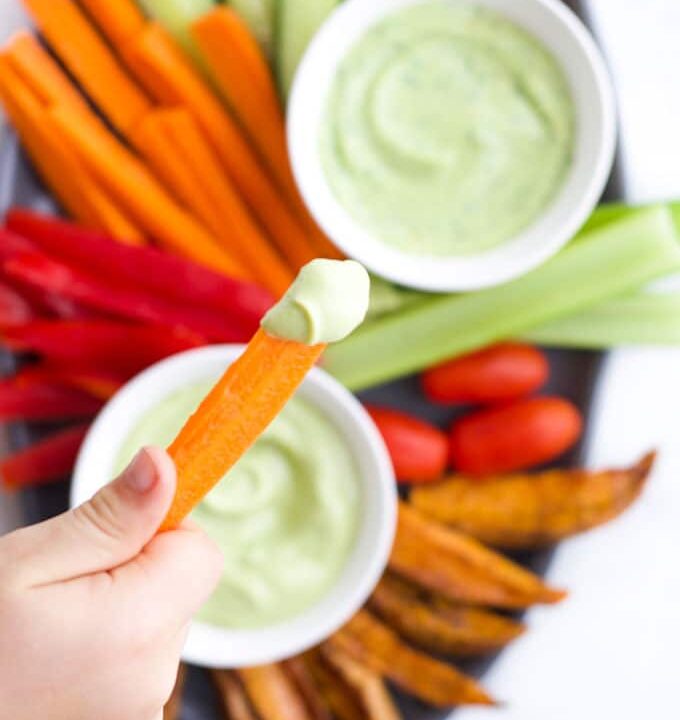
[
  {"left": 302, "top": 649, "right": 366, "bottom": 720},
  {"left": 325, "top": 609, "right": 493, "bottom": 707},
  {"left": 390, "top": 503, "right": 566, "bottom": 609},
  {"left": 212, "top": 670, "right": 259, "bottom": 720},
  {"left": 163, "top": 664, "right": 187, "bottom": 720},
  {"left": 369, "top": 574, "right": 525, "bottom": 656},
  {"left": 237, "top": 664, "right": 313, "bottom": 720},
  {"left": 282, "top": 658, "right": 334, "bottom": 720},
  {"left": 320, "top": 645, "right": 402, "bottom": 720},
  {"left": 410, "top": 452, "right": 655, "bottom": 549}
]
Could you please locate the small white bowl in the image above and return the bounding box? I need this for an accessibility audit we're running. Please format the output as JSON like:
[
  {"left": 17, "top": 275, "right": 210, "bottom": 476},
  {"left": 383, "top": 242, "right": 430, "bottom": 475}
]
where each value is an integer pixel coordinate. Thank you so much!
[
  {"left": 288, "top": 0, "right": 617, "bottom": 292},
  {"left": 71, "top": 345, "right": 397, "bottom": 668}
]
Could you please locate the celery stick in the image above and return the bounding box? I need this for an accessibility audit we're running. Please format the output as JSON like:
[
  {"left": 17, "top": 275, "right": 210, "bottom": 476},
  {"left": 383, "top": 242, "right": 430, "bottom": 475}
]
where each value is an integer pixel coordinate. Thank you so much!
[
  {"left": 230, "top": 0, "right": 274, "bottom": 55},
  {"left": 323, "top": 207, "right": 680, "bottom": 390},
  {"left": 139, "top": 0, "right": 214, "bottom": 60},
  {"left": 524, "top": 291, "right": 680, "bottom": 348}
]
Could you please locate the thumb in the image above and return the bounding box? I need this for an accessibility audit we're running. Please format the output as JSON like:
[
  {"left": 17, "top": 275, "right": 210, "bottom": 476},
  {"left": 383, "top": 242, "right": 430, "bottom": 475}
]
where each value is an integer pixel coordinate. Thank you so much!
[{"left": 9, "top": 447, "right": 177, "bottom": 587}]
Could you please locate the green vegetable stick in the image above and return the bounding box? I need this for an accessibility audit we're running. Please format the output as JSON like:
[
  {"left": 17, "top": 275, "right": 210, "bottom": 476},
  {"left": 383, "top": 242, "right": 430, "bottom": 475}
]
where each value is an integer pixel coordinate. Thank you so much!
[
  {"left": 524, "top": 290, "right": 680, "bottom": 348},
  {"left": 323, "top": 207, "right": 680, "bottom": 390}
]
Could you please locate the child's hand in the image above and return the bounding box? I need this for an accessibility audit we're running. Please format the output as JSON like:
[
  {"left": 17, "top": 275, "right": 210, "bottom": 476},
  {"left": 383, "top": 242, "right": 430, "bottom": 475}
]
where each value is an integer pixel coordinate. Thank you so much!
[{"left": 0, "top": 447, "right": 222, "bottom": 720}]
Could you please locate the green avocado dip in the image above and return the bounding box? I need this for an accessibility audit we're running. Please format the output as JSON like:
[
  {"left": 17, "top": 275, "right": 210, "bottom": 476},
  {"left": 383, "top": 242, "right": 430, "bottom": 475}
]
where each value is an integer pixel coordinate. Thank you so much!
[
  {"left": 320, "top": 0, "right": 576, "bottom": 256},
  {"left": 117, "top": 382, "right": 361, "bottom": 628}
]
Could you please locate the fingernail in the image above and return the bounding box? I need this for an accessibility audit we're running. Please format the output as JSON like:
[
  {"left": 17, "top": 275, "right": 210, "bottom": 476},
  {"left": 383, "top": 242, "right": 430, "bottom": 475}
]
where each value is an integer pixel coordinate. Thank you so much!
[{"left": 122, "top": 448, "right": 158, "bottom": 494}]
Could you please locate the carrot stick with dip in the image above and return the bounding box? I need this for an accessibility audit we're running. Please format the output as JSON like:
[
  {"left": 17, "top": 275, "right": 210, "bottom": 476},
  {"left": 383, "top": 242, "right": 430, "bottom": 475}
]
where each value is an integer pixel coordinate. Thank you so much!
[{"left": 161, "top": 259, "right": 370, "bottom": 531}]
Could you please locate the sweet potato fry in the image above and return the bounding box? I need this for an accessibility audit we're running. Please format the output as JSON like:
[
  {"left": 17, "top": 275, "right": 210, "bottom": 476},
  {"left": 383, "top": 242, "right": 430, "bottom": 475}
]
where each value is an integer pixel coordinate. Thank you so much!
[
  {"left": 390, "top": 502, "right": 566, "bottom": 609},
  {"left": 410, "top": 452, "right": 656, "bottom": 549},
  {"left": 320, "top": 646, "right": 402, "bottom": 720},
  {"left": 212, "top": 671, "right": 259, "bottom": 720},
  {"left": 369, "top": 575, "right": 525, "bottom": 657},
  {"left": 302, "top": 650, "right": 365, "bottom": 720},
  {"left": 325, "top": 610, "right": 493, "bottom": 707},
  {"left": 237, "top": 664, "right": 313, "bottom": 720},
  {"left": 282, "top": 658, "right": 333, "bottom": 720},
  {"left": 163, "top": 664, "right": 186, "bottom": 720}
]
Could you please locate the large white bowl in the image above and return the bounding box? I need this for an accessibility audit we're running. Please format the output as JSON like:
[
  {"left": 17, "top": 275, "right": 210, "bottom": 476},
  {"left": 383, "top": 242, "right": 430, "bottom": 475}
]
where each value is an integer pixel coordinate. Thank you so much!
[
  {"left": 71, "top": 345, "right": 397, "bottom": 668},
  {"left": 288, "top": 0, "right": 617, "bottom": 292}
]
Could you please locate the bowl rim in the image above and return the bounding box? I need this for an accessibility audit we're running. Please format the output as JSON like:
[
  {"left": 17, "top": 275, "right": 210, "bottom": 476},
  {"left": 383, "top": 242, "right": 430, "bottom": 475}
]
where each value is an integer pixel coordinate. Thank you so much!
[
  {"left": 287, "top": 0, "right": 617, "bottom": 292},
  {"left": 71, "top": 345, "right": 397, "bottom": 668}
]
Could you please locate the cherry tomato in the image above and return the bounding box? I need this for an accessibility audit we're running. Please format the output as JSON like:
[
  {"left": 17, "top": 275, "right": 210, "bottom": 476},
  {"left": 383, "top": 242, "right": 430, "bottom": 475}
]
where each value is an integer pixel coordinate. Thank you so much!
[
  {"left": 366, "top": 405, "right": 448, "bottom": 484},
  {"left": 449, "top": 396, "right": 582, "bottom": 475},
  {"left": 422, "top": 343, "right": 549, "bottom": 406}
]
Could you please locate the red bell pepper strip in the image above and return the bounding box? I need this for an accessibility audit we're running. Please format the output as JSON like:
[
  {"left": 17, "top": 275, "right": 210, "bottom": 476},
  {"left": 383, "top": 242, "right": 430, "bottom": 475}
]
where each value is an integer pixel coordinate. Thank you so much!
[
  {"left": 15, "top": 363, "right": 124, "bottom": 400},
  {"left": 6, "top": 209, "right": 274, "bottom": 325},
  {"left": 0, "top": 279, "right": 35, "bottom": 326},
  {"left": 3, "top": 319, "right": 203, "bottom": 376},
  {"left": 4, "top": 250, "right": 254, "bottom": 341},
  {"left": 0, "top": 380, "right": 102, "bottom": 420},
  {"left": 1, "top": 423, "right": 89, "bottom": 489},
  {"left": 0, "top": 226, "right": 35, "bottom": 259}
]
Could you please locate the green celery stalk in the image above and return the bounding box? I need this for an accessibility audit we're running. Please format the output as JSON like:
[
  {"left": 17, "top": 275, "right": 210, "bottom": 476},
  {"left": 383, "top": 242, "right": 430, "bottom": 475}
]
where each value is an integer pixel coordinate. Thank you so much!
[
  {"left": 139, "top": 0, "right": 214, "bottom": 60},
  {"left": 323, "top": 207, "right": 680, "bottom": 390},
  {"left": 524, "top": 290, "right": 680, "bottom": 348}
]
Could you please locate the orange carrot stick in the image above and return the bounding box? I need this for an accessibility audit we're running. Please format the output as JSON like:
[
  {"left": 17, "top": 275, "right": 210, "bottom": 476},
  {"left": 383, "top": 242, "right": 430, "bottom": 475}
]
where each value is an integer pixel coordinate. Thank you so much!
[
  {"left": 155, "top": 108, "right": 294, "bottom": 295},
  {"left": 77, "top": 0, "right": 146, "bottom": 51},
  {"left": 48, "top": 103, "right": 249, "bottom": 277},
  {"left": 21, "top": 0, "right": 151, "bottom": 135},
  {"left": 191, "top": 8, "right": 343, "bottom": 262},
  {"left": 162, "top": 328, "right": 325, "bottom": 530},
  {"left": 121, "top": 23, "right": 322, "bottom": 271},
  {"left": 0, "top": 57, "right": 144, "bottom": 243}
]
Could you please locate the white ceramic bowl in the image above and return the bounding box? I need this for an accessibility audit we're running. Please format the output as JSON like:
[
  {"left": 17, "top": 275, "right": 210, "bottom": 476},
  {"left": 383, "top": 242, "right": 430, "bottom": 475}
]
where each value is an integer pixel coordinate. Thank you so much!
[
  {"left": 288, "top": 0, "right": 617, "bottom": 292},
  {"left": 71, "top": 345, "right": 397, "bottom": 668}
]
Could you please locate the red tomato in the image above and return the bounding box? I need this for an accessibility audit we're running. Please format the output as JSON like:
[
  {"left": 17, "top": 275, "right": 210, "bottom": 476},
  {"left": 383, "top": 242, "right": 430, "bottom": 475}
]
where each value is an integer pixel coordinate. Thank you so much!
[
  {"left": 366, "top": 405, "right": 448, "bottom": 484},
  {"left": 449, "top": 396, "right": 582, "bottom": 475},
  {"left": 422, "top": 343, "right": 549, "bottom": 406}
]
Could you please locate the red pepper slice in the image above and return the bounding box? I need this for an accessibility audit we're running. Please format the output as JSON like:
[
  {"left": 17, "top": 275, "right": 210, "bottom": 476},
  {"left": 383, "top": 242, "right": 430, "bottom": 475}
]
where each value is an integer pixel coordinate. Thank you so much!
[
  {"left": 6, "top": 209, "right": 274, "bottom": 326},
  {"left": 3, "top": 319, "right": 203, "bottom": 376},
  {"left": 0, "top": 279, "right": 35, "bottom": 326},
  {"left": 0, "top": 380, "right": 102, "bottom": 421},
  {"left": 15, "top": 363, "right": 125, "bottom": 400},
  {"left": 1, "top": 423, "right": 90, "bottom": 489}
]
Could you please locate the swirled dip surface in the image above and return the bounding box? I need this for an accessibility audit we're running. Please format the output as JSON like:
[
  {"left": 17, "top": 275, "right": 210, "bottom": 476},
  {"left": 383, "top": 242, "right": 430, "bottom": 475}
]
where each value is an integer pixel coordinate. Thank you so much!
[
  {"left": 320, "top": 1, "right": 575, "bottom": 255},
  {"left": 117, "top": 382, "right": 360, "bottom": 628}
]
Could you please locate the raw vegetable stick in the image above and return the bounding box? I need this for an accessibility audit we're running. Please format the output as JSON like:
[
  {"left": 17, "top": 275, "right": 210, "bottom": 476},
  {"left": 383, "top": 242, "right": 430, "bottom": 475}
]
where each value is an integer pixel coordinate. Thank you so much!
[
  {"left": 212, "top": 671, "right": 259, "bottom": 720},
  {"left": 21, "top": 0, "right": 152, "bottom": 136},
  {"left": 410, "top": 452, "right": 656, "bottom": 549},
  {"left": 324, "top": 206, "right": 680, "bottom": 390},
  {"left": 121, "top": 23, "right": 323, "bottom": 270},
  {"left": 161, "top": 259, "right": 369, "bottom": 530},
  {"left": 0, "top": 58, "right": 143, "bottom": 241},
  {"left": 391, "top": 502, "right": 566, "bottom": 609},
  {"left": 319, "top": 647, "right": 402, "bottom": 720},
  {"left": 369, "top": 575, "right": 525, "bottom": 657},
  {"left": 0, "top": 423, "right": 89, "bottom": 490},
  {"left": 191, "top": 7, "right": 343, "bottom": 262},
  {"left": 15, "top": 364, "right": 124, "bottom": 401},
  {"left": 0, "top": 280, "right": 34, "bottom": 327},
  {"left": 0, "top": 381, "right": 102, "bottom": 421},
  {"left": 135, "top": 108, "right": 294, "bottom": 295},
  {"left": 48, "top": 103, "right": 249, "bottom": 277},
  {"left": 325, "top": 610, "right": 493, "bottom": 707},
  {"left": 77, "top": 0, "right": 146, "bottom": 50},
  {"left": 237, "top": 664, "right": 314, "bottom": 720},
  {"left": 5, "top": 210, "right": 274, "bottom": 329}
]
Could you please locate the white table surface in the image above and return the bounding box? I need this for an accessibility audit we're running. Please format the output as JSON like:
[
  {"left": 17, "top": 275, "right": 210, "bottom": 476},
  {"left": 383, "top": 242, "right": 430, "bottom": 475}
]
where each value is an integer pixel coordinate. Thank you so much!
[{"left": 1, "top": 1, "right": 678, "bottom": 717}]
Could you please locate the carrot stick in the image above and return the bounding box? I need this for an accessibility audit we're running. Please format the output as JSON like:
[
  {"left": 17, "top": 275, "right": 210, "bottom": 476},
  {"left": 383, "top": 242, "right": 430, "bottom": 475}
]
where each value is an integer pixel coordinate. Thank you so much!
[
  {"left": 191, "top": 8, "right": 342, "bottom": 262},
  {"left": 162, "top": 328, "right": 325, "bottom": 530},
  {"left": 77, "top": 0, "right": 146, "bottom": 51},
  {"left": 153, "top": 108, "right": 294, "bottom": 295},
  {"left": 121, "top": 23, "right": 322, "bottom": 271},
  {"left": 48, "top": 103, "right": 250, "bottom": 277},
  {"left": 21, "top": 0, "right": 151, "bottom": 136},
  {"left": 1, "top": 41, "right": 146, "bottom": 243},
  {"left": 0, "top": 57, "right": 144, "bottom": 242}
]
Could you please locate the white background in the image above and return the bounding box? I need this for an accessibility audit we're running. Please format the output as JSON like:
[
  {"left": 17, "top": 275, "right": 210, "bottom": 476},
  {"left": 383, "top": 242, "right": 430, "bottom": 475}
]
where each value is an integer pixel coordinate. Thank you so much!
[{"left": 1, "top": 1, "right": 679, "bottom": 717}]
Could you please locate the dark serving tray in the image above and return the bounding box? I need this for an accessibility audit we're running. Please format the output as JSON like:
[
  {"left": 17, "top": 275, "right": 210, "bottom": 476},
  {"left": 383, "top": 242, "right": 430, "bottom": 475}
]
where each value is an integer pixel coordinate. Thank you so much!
[{"left": 0, "top": 1, "right": 613, "bottom": 712}]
